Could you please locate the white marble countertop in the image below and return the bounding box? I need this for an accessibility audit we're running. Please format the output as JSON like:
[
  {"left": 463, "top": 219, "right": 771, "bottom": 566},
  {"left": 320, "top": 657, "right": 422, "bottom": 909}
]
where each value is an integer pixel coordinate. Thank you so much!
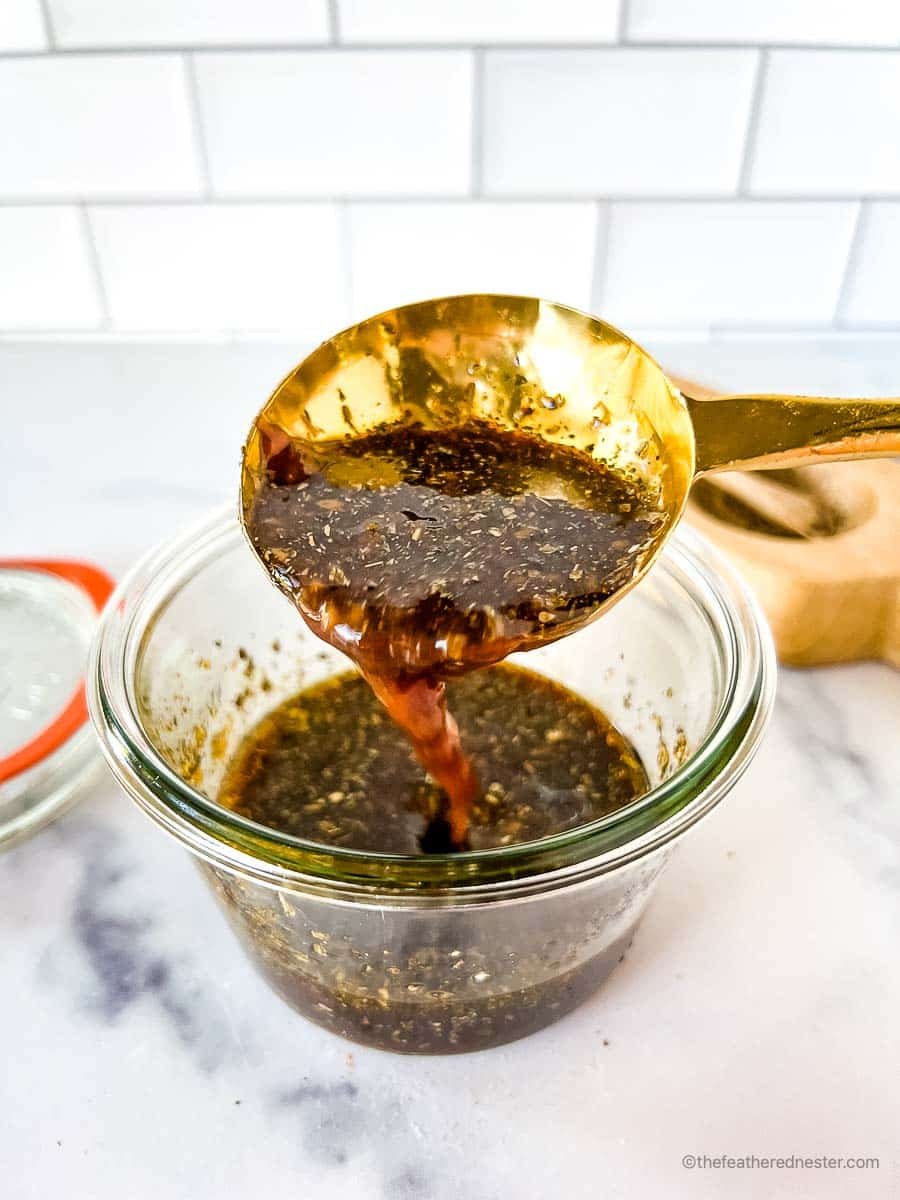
[{"left": 2, "top": 337, "right": 899, "bottom": 1199}]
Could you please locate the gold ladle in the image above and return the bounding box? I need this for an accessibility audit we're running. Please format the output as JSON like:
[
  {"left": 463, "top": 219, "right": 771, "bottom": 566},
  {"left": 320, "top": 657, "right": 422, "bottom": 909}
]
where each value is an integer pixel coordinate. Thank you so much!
[{"left": 242, "top": 294, "right": 900, "bottom": 629}]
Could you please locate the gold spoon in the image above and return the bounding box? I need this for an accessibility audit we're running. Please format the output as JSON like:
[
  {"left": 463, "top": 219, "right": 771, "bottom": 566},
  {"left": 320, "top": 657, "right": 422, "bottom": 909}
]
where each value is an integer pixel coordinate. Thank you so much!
[{"left": 242, "top": 294, "right": 900, "bottom": 627}]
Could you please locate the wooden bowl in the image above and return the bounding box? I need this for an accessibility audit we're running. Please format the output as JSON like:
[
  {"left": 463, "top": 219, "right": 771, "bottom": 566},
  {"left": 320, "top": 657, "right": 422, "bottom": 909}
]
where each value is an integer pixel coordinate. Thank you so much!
[{"left": 673, "top": 376, "right": 900, "bottom": 668}]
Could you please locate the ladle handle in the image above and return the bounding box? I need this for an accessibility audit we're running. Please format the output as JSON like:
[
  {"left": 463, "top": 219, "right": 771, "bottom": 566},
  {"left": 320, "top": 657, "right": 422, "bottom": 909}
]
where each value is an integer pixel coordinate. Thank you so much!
[{"left": 685, "top": 392, "right": 900, "bottom": 475}]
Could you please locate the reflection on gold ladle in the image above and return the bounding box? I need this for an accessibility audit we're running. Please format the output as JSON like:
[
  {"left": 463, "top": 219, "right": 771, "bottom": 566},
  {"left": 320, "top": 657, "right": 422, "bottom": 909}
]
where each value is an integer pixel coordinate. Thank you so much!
[{"left": 242, "top": 294, "right": 900, "bottom": 633}]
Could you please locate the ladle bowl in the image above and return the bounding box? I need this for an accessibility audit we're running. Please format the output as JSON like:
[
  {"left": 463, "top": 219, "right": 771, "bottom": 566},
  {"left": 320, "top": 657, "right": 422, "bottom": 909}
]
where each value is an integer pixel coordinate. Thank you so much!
[{"left": 242, "top": 294, "right": 900, "bottom": 631}]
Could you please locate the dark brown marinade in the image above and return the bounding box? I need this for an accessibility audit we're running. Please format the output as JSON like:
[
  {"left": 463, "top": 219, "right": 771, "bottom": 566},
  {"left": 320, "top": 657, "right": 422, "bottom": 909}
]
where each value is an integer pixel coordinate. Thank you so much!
[
  {"left": 218, "top": 664, "right": 648, "bottom": 854},
  {"left": 214, "top": 664, "right": 649, "bottom": 1052},
  {"left": 248, "top": 423, "right": 663, "bottom": 677},
  {"left": 246, "top": 423, "right": 661, "bottom": 845},
  {"left": 239, "top": 920, "right": 637, "bottom": 1055}
]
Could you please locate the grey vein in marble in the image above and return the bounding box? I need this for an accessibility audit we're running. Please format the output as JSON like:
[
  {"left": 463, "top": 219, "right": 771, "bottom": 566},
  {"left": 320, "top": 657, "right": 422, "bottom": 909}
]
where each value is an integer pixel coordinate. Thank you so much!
[
  {"left": 274, "top": 1080, "right": 461, "bottom": 1200},
  {"left": 34, "top": 819, "right": 240, "bottom": 1073},
  {"left": 777, "top": 669, "right": 900, "bottom": 894}
]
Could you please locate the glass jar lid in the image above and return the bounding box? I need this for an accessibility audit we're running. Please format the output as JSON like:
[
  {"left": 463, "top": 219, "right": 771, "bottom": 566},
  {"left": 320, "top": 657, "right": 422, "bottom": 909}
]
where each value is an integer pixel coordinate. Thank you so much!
[{"left": 0, "top": 559, "right": 114, "bottom": 848}]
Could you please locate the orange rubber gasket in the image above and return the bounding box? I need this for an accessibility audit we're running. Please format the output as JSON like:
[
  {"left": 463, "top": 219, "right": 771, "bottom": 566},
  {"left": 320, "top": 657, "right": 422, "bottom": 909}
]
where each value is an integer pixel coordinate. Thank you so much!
[{"left": 0, "top": 559, "right": 115, "bottom": 785}]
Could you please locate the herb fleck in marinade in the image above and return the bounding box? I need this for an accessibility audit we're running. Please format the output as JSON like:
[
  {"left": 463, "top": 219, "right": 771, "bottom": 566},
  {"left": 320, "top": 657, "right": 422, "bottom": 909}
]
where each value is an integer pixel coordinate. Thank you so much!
[
  {"left": 220, "top": 420, "right": 661, "bottom": 1052},
  {"left": 249, "top": 424, "right": 663, "bottom": 674},
  {"left": 219, "top": 664, "right": 648, "bottom": 854},
  {"left": 245, "top": 422, "right": 662, "bottom": 845}
]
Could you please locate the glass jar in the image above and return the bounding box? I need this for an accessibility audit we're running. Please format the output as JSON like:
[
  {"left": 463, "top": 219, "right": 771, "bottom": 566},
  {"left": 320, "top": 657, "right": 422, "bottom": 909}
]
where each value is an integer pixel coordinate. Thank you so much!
[{"left": 88, "top": 509, "right": 775, "bottom": 1054}]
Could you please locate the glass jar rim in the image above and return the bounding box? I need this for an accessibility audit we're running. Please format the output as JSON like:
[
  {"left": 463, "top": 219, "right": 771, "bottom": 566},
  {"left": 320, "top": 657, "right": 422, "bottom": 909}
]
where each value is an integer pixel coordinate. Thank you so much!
[{"left": 88, "top": 507, "right": 775, "bottom": 900}]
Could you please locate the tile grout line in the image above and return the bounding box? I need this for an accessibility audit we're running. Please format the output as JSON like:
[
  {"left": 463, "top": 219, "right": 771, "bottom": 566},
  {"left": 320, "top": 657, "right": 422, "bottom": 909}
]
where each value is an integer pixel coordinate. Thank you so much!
[
  {"left": 0, "top": 195, "right": 888, "bottom": 207},
  {"left": 3, "top": 325, "right": 899, "bottom": 343},
  {"left": 1, "top": 41, "right": 900, "bottom": 55},
  {"left": 590, "top": 202, "right": 611, "bottom": 312},
  {"left": 470, "top": 49, "right": 484, "bottom": 197},
  {"left": 833, "top": 200, "right": 868, "bottom": 327},
  {"left": 0, "top": 195, "right": 889, "bottom": 208},
  {"left": 616, "top": 0, "right": 630, "bottom": 43},
  {"left": 326, "top": 0, "right": 340, "bottom": 44},
  {"left": 35, "top": 0, "right": 56, "bottom": 49},
  {"left": 736, "top": 48, "right": 768, "bottom": 196},
  {"left": 337, "top": 199, "right": 355, "bottom": 321},
  {"left": 184, "top": 52, "right": 213, "bottom": 200},
  {"left": 78, "top": 204, "right": 112, "bottom": 330}
]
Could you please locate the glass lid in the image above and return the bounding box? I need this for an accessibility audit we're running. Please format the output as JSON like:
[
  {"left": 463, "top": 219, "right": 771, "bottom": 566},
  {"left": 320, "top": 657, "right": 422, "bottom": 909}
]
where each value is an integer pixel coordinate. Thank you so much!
[{"left": 0, "top": 560, "right": 114, "bottom": 848}]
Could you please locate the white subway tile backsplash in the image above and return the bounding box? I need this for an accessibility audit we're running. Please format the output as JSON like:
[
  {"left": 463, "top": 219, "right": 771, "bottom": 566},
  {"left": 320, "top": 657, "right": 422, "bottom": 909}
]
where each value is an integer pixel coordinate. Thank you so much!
[
  {"left": 47, "top": 0, "right": 329, "bottom": 48},
  {"left": 482, "top": 50, "right": 758, "bottom": 196},
  {"left": 0, "top": 207, "right": 103, "bottom": 328},
  {"left": 195, "top": 51, "right": 472, "bottom": 197},
  {"left": 0, "top": 13, "right": 895, "bottom": 339},
  {"left": 348, "top": 202, "right": 597, "bottom": 318},
  {"left": 750, "top": 51, "right": 900, "bottom": 195},
  {"left": 90, "top": 204, "right": 346, "bottom": 334},
  {"left": 599, "top": 202, "right": 857, "bottom": 327},
  {"left": 0, "top": 0, "right": 46, "bottom": 51},
  {"left": 338, "top": 0, "right": 620, "bottom": 44},
  {"left": 627, "top": 0, "right": 900, "bottom": 46},
  {"left": 841, "top": 204, "right": 900, "bottom": 325},
  {"left": 0, "top": 56, "right": 202, "bottom": 199}
]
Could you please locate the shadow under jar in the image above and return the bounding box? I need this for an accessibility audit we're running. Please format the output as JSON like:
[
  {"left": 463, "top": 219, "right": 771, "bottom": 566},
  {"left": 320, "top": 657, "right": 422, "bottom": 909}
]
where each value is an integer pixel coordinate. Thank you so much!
[{"left": 89, "top": 509, "right": 774, "bottom": 1054}]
